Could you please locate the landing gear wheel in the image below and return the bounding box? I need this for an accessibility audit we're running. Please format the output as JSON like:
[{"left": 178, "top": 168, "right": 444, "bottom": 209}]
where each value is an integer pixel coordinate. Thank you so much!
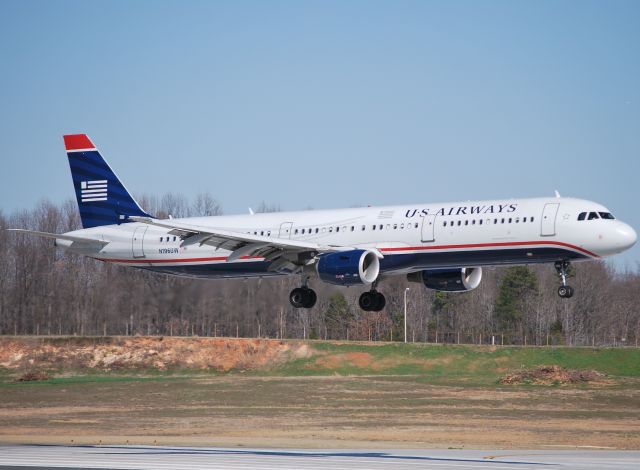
[
  {"left": 359, "top": 292, "right": 375, "bottom": 311},
  {"left": 303, "top": 288, "right": 317, "bottom": 308},
  {"left": 558, "top": 285, "right": 574, "bottom": 299},
  {"left": 359, "top": 291, "right": 386, "bottom": 312},
  {"left": 289, "top": 287, "right": 317, "bottom": 309},
  {"left": 374, "top": 292, "right": 386, "bottom": 311},
  {"left": 554, "top": 261, "right": 575, "bottom": 299}
]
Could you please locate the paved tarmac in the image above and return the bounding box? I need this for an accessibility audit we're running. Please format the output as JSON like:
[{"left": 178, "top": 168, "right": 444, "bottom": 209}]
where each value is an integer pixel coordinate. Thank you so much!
[{"left": 0, "top": 445, "right": 638, "bottom": 470}]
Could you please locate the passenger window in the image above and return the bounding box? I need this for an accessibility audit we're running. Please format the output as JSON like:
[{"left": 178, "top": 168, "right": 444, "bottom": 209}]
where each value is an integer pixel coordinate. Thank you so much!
[
  {"left": 386, "top": 224, "right": 390, "bottom": 230},
  {"left": 400, "top": 223, "right": 404, "bottom": 229},
  {"left": 267, "top": 231, "right": 271, "bottom": 236},
  {"left": 295, "top": 229, "right": 298, "bottom": 234},
  {"left": 508, "top": 218, "right": 512, "bottom": 223},
  {"left": 578, "top": 212, "right": 586, "bottom": 221},
  {"left": 443, "top": 221, "right": 447, "bottom": 227},
  {"left": 523, "top": 217, "right": 527, "bottom": 222},
  {"left": 457, "top": 220, "right": 461, "bottom": 226},
  {"left": 322, "top": 227, "right": 326, "bottom": 233},
  {"left": 531, "top": 217, "right": 534, "bottom": 222},
  {"left": 393, "top": 224, "right": 397, "bottom": 230},
  {"left": 414, "top": 223, "right": 419, "bottom": 228},
  {"left": 479, "top": 219, "right": 483, "bottom": 225},
  {"left": 329, "top": 227, "right": 333, "bottom": 233},
  {"left": 515, "top": 218, "right": 519, "bottom": 223},
  {"left": 494, "top": 219, "right": 498, "bottom": 224},
  {"left": 372, "top": 225, "right": 376, "bottom": 230},
  {"left": 351, "top": 226, "right": 355, "bottom": 231},
  {"left": 588, "top": 212, "right": 599, "bottom": 220},
  {"left": 380, "top": 224, "right": 384, "bottom": 230},
  {"left": 501, "top": 218, "right": 505, "bottom": 224},
  {"left": 301, "top": 229, "right": 305, "bottom": 234},
  {"left": 315, "top": 228, "right": 319, "bottom": 233},
  {"left": 361, "top": 225, "right": 365, "bottom": 231},
  {"left": 336, "top": 227, "right": 339, "bottom": 233},
  {"left": 464, "top": 220, "right": 468, "bottom": 226},
  {"left": 260, "top": 231, "right": 264, "bottom": 236},
  {"left": 472, "top": 220, "right": 476, "bottom": 225}
]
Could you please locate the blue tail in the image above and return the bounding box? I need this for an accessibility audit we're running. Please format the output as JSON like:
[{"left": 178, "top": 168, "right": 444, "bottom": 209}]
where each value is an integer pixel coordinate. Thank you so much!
[{"left": 64, "top": 134, "right": 152, "bottom": 228}]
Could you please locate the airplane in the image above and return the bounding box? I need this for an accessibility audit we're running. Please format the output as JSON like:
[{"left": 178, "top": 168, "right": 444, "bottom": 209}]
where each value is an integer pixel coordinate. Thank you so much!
[{"left": 9, "top": 134, "right": 637, "bottom": 311}]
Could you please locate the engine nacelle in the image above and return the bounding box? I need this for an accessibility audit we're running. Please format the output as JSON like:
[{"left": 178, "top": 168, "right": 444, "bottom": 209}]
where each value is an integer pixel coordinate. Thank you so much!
[
  {"left": 408, "top": 267, "right": 483, "bottom": 292},
  {"left": 317, "top": 249, "right": 380, "bottom": 286}
]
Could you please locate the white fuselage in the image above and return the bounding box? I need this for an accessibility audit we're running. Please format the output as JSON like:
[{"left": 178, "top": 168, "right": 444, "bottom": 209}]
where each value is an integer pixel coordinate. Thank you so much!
[{"left": 56, "top": 196, "right": 636, "bottom": 280}]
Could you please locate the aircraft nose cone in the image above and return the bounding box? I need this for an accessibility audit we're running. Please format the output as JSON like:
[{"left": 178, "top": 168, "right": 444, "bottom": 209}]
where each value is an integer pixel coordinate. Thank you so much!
[{"left": 617, "top": 223, "right": 637, "bottom": 250}]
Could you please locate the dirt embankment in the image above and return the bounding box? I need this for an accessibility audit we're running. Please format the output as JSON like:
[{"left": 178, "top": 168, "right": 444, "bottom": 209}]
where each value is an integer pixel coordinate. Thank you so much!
[
  {"left": 501, "top": 365, "right": 608, "bottom": 385},
  {"left": 0, "top": 336, "right": 312, "bottom": 374}
]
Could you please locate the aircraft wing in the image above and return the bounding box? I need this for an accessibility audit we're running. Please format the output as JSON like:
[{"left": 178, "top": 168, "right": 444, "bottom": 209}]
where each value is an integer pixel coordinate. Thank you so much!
[
  {"left": 129, "top": 217, "right": 366, "bottom": 269},
  {"left": 7, "top": 229, "right": 109, "bottom": 246}
]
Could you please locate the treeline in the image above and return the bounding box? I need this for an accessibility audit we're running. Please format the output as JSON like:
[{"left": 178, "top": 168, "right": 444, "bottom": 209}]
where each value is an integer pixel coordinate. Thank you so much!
[{"left": 0, "top": 196, "right": 639, "bottom": 347}]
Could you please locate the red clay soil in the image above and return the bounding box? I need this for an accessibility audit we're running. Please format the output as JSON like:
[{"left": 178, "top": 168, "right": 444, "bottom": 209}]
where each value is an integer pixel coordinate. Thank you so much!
[{"left": 0, "top": 336, "right": 310, "bottom": 373}]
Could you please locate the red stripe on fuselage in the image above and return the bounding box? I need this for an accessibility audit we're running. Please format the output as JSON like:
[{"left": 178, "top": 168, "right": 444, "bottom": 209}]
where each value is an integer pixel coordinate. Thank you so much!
[
  {"left": 96, "top": 240, "right": 598, "bottom": 265},
  {"left": 380, "top": 240, "right": 599, "bottom": 258}
]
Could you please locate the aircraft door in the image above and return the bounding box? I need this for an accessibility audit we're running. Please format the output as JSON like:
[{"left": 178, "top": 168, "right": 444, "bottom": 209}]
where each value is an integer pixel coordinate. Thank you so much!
[
  {"left": 279, "top": 222, "right": 293, "bottom": 239},
  {"left": 421, "top": 214, "right": 436, "bottom": 242},
  {"left": 540, "top": 203, "right": 560, "bottom": 236},
  {"left": 132, "top": 226, "right": 148, "bottom": 258}
]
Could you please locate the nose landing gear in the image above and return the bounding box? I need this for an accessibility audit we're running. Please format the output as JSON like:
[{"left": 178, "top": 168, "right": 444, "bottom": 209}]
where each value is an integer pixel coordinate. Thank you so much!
[{"left": 555, "top": 261, "right": 574, "bottom": 299}]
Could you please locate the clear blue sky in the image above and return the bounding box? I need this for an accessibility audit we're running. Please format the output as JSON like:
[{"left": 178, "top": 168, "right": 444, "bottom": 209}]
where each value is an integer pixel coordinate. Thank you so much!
[{"left": 1, "top": 1, "right": 639, "bottom": 267}]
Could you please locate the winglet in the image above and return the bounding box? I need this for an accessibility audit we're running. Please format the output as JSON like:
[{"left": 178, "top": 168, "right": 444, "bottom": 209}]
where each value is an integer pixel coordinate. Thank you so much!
[{"left": 64, "top": 134, "right": 96, "bottom": 152}]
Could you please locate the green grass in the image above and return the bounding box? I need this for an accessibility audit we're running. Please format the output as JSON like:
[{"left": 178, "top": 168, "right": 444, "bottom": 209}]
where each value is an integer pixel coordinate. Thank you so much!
[
  {"left": 3, "top": 339, "right": 639, "bottom": 387},
  {"left": 268, "top": 342, "right": 640, "bottom": 384}
]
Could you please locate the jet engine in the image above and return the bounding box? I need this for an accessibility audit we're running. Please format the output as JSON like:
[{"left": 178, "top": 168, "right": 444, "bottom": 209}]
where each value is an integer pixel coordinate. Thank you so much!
[
  {"left": 408, "top": 267, "right": 483, "bottom": 292},
  {"left": 317, "top": 249, "right": 380, "bottom": 286}
]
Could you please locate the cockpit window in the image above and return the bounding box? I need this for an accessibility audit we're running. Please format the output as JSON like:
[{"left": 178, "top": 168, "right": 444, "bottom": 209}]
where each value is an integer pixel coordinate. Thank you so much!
[
  {"left": 578, "top": 212, "right": 586, "bottom": 221},
  {"left": 588, "top": 212, "right": 600, "bottom": 220},
  {"left": 599, "top": 212, "right": 615, "bottom": 220}
]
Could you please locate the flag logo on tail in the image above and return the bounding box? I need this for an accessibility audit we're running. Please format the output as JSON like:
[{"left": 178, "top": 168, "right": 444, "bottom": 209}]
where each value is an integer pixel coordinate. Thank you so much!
[{"left": 81, "top": 180, "right": 108, "bottom": 202}]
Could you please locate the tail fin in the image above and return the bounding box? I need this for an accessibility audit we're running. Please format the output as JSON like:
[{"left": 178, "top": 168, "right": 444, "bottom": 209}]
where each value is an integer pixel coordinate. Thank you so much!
[{"left": 64, "top": 134, "right": 152, "bottom": 228}]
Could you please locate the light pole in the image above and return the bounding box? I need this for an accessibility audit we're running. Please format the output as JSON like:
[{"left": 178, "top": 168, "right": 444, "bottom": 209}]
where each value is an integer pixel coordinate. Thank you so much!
[{"left": 404, "top": 287, "right": 410, "bottom": 343}]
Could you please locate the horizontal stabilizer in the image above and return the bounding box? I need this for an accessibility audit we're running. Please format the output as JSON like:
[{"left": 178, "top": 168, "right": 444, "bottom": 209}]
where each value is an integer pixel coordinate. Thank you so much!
[{"left": 7, "top": 229, "right": 109, "bottom": 246}]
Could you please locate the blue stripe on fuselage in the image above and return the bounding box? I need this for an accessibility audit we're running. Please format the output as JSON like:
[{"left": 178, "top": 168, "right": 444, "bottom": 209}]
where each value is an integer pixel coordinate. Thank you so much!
[{"left": 133, "top": 247, "right": 589, "bottom": 280}]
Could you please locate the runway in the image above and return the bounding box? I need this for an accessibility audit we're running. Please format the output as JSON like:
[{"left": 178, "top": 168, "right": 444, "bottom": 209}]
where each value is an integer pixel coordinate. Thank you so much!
[{"left": 0, "top": 445, "right": 638, "bottom": 470}]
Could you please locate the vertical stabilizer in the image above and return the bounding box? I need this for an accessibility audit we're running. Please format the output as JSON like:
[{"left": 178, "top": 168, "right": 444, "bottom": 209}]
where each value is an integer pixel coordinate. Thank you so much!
[{"left": 64, "top": 134, "right": 152, "bottom": 228}]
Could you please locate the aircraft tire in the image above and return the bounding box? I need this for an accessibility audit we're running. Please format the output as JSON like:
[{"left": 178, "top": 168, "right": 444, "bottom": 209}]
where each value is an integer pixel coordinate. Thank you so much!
[
  {"left": 301, "top": 288, "right": 317, "bottom": 309},
  {"left": 289, "top": 288, "right": 306, "bottom": 308},
  {"left": 558, "top": 285, "right": 574, "bottom": 299}
]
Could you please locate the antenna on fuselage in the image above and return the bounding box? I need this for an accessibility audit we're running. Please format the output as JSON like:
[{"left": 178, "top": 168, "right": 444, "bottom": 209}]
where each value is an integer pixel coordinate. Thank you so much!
[
  {"left": 554, "top": 190, "right": 561, "bottom": 198},
  {"left": 248, "top": 207, "right": 255, "bottom": 215}
]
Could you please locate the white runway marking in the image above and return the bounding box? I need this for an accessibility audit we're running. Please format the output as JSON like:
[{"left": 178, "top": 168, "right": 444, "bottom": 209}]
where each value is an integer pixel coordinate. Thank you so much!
[{"left": 0, "top": 445, "right": 638, "bottom": 470}]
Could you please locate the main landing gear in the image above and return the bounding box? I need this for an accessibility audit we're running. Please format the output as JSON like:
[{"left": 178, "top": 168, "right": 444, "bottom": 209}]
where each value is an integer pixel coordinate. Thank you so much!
[
  {"left": 555, "top": 261, "right": 574, "bottom": 299},
  {"left": 289, "top": 277, "right": 317, "bottom": 309},
  {"left": 359, "top": 289, "right": 386, "bottom": 312}
]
